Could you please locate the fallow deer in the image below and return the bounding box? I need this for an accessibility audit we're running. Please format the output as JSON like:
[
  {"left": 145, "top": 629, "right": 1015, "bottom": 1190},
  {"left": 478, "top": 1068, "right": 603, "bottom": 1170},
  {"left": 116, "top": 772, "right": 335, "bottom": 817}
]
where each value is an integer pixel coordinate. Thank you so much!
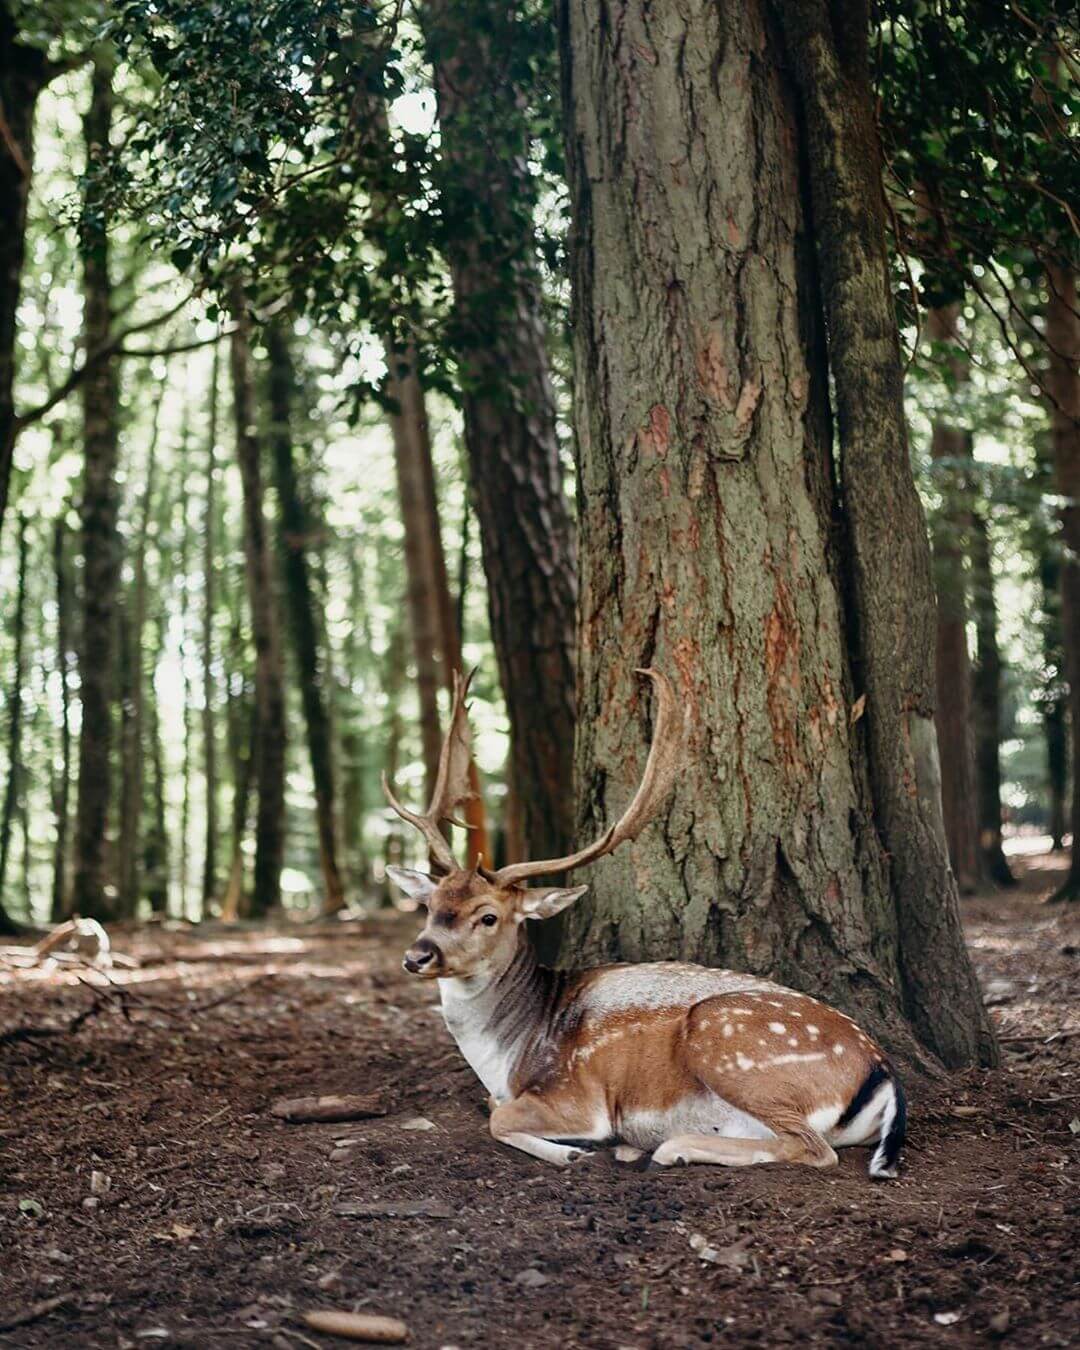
[{"left": 385, "top": 670, "right": 906, "bottom": 1179}]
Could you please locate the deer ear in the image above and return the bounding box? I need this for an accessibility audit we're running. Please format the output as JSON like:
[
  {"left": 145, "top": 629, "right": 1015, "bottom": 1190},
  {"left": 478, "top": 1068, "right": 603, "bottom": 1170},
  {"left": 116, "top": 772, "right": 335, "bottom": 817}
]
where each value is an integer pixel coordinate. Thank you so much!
[
  {"left": 518, "top": 885, "right": 589, "bottom": 921},
  {"left": 386, "top": 867, "right": 437, "bottom": 904}
]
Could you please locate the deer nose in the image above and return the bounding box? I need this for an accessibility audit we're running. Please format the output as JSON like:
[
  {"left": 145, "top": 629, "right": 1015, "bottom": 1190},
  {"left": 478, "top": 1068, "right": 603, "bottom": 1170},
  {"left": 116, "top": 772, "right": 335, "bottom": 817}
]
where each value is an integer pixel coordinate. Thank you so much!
[{"left": 403, "top": 938, "right": 440, "bottom": 974}]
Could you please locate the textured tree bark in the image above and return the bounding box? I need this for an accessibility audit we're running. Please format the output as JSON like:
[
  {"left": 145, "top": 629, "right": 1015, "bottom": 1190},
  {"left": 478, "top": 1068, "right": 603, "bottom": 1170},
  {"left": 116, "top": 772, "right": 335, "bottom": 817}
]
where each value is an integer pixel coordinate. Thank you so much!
[
  {"left": 424, "top": 0, "right": 578, "bottom": 866},
  {"left": 265, "top": 321, "right": 346, "bottom": 913},
  {"left": 202, "top": 345, "right": 220, "bottom": 910},
  {"left": 230, "top": 286, "right": 287, "bottom": 916},
  {"left": 0, "top": 513, "right": 28, "bottom": 933},
  {"left": 926, "top": 305, "right": 981, "bottom": 892},
  {"left": 0, "top": 14, "right": 48, "bottom": 548},
  {"left": 1046, "top": 262, "right": 1080, "bottom": 901},
  {"left": 969, "top": 506, "right": 1016, "bottom": 886},
  {"left": 557, "top": 0, "right": 996, "bottom": 1066},
  {"left": 72, "top": 59, "right": 122, "bottom": 924},
  {"left": 50, "top": 514, "right": 72, "bottom": 922},
  {"left": 771, "top": 0, "right": 996, "bottom": 1064}
]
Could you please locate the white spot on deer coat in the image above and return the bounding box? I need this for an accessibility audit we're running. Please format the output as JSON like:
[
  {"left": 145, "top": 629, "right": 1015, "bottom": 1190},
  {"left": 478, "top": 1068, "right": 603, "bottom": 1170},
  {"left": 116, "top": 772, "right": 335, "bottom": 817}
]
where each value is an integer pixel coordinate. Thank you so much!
[{"left": 769, "top": 1022, "right": 787, "bottom": 1035}]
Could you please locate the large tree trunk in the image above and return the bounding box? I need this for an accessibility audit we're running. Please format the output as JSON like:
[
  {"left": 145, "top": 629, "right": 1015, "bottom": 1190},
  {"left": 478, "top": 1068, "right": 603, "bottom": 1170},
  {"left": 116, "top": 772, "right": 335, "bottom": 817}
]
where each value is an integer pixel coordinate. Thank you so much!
[
  {"left": 230, "top": 286, "right": 287, "bottom": 915},
  {"left": 423, "top": 0, "right": 578, "bottom": 865},
  {"left": 1046, "top": 262, "right": 1080, "bottom": 900},
  {"left": 969, "top": 505, "right": 1016, "bottom": 886},
  {"left": 50, "top": 513, "right": 73, "bottom": 921},
  {"left": 72, "top": 59, "right": 122, "bottom": 924},
  {"left": 265, "top": 321, "right": 346, "bottom": 913},
  {"left": 0, "top": 513, "right": 28, "bottom": 932},
  {"left": 926, "top": 304, "right": 981, "bottom": 892},
  {"left": 556, "top": 0, "right": 995, "bottom": 1067},
  {"left": 0, "top": 15, "right": 49, "bottom": 547}
]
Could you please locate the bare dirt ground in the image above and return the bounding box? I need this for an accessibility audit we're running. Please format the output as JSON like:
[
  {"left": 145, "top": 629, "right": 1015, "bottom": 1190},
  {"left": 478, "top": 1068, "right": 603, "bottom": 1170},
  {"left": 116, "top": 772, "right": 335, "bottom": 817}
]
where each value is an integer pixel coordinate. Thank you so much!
[{"left": 1, "top": 857, "right": 1077, "bottom": 1349}]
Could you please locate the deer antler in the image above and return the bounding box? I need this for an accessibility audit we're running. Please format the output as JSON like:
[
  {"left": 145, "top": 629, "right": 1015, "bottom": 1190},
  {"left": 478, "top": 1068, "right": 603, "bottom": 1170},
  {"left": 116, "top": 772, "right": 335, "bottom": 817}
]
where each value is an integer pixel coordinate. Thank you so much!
[
  {"left": 491, "top": 668, "right": 683, "bottom": 887},
  {"left": 382, "top": 668, "right": 478, "bottom": 874}
]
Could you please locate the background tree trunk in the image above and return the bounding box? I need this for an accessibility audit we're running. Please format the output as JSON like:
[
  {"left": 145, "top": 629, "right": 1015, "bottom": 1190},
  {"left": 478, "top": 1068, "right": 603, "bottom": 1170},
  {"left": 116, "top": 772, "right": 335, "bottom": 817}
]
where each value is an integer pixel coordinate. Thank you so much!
[
  {"left": 0, "top": 15, "right": 48, "bottom": 546},
  {"left": 50, "top": 513, "right": 72, "bottom": 921},
  {"left": 557, "top": 0, "right": 995, "bottom": 1067},
  {"left": 202, "top": 345, "right": 220, "bottom": 909},
  {"left": 144, "top": 615, "right": 169, "bottom": 914},
  {"left": 384, "top": 344, "right": 490, "bottom": 864},
  {"left": 969, "top": 505, "right": 1016, "bottom": 885},
  {"left": 230, "top": 288, "right": 287, "bottom": 916},
  {"left": 0, "top": 513, "right": 28, "bottom": 932},
  {"left": 1045, "top": 263, "right": 1080, "bottom": 900},
  {"left": 1039, "top": 545, "right": 1068, "bottom": 851},
  {"left": 265, "top": 321, "right": 346, "bottom": 913},
  {"left": 926, "top": 305, "right": 981, "bottom": 892},
  {"left": 117, "top": 398, "right": 162, "bottom": 916},
  {"left": 72, "top": 58, "right": 121, "bottom": 923},
  {"left": 424, "top": 0, "right": 578, "bottom": 866}
]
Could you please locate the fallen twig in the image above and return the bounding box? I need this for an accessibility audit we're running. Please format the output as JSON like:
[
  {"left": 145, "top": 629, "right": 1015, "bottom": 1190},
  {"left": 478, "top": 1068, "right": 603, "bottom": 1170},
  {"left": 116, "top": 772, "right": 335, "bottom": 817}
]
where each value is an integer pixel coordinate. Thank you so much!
[
  {"left": 0, "top": 1294, "right": 72, "bottom": 1333},
  {"left": 271, "top": 1093, "right": 387, "bottom": 1124}
]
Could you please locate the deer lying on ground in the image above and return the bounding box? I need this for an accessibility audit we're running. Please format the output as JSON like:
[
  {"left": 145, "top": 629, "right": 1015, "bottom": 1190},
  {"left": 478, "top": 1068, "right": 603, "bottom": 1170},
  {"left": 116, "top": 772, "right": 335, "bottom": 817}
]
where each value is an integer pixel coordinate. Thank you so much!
[{"left": 386, "top": 670, "right": 906, "bottom": 1179}]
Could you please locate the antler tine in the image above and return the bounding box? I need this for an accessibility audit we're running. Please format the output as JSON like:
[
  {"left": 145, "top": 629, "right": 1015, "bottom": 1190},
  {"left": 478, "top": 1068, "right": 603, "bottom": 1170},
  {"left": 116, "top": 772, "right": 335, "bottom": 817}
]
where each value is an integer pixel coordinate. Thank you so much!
[
  {"left": 381, "top": 668, "right": 479, "bottom": 874},
  {"left": 492, "top": 668, "right": 684, "bottom": 887}
]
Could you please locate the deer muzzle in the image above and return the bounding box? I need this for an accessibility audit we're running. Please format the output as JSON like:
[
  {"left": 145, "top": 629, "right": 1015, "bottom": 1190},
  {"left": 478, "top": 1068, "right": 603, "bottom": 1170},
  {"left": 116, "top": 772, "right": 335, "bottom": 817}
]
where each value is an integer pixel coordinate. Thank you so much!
[{"left": 402, "top": 936, "right": 442, "bottom": 976}]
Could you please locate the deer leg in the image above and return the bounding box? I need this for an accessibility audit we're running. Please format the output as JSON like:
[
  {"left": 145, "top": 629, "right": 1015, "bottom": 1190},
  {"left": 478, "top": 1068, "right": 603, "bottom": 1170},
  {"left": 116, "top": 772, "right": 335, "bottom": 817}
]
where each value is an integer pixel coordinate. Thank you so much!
[
  {"left": 489, "top": 1093, "right": 608, "bottom": 1167},
  {"left": 652, "top": 1123, "right": 837, "bottom": 1169}
]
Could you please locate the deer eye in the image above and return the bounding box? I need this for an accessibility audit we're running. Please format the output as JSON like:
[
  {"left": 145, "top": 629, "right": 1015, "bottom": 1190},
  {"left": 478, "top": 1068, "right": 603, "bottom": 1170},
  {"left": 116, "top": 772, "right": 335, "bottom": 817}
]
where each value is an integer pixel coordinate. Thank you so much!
[{"left": 480, "top": 913, "right": 498, "bottom": 928}]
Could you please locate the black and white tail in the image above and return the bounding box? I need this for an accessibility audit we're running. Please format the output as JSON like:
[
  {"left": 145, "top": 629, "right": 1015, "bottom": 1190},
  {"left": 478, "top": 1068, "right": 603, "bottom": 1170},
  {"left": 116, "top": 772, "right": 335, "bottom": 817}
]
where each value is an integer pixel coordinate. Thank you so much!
[{"left": 836, "top": 1062, "right": 907, "bottom": 1179}]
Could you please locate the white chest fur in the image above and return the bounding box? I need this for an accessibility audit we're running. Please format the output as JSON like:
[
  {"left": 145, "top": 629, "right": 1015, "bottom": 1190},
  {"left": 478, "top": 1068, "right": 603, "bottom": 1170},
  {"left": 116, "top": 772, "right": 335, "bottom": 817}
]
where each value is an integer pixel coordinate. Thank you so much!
[{"left": 439, "top": 979, "right": 517, "bottom": 1103}]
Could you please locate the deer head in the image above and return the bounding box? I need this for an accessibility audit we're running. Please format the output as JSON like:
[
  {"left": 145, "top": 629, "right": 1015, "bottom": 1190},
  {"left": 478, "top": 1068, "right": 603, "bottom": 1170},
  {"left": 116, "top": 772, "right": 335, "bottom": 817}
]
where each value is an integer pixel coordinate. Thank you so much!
[{"left": 385, "top": 668, "right": 683, "bottom": 981}]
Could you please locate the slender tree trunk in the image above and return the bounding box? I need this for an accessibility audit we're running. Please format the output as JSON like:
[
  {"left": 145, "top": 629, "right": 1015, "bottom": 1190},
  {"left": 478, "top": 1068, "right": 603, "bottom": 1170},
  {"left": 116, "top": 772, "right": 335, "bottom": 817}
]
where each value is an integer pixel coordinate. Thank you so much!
[
  {"left": 72, "top": 58, "right": 121, "bottom": 923},
  {"left": 1039, "top": 546, "right": 1068, "bottom": 851},
  {"left": 144, "top": 616, "right": 170, "bottom": 914},
  {"left": 385, "top": 346, "right": 448, "bottom": 801},
  {"left": 176, "top": 392, "right": 194, "bottom": 917},
  {"left": 220, "top": 596, "right": 255, "bottom": 920},
  {"left": 423, "top": 0, "right": 578, "bottom": 865},
  {"left": 339, "top": 548, "right": 367, "bottom": 893},
  {"left": 0, "top": 513, "right": 29, "bottom": 931},
  {"left": 202, "top": 345, "right": 220, "bottom": 910},
  {"left": 384, "top": 345, "right": 491, "bottom": 863},
  {"left": 50, "top": 513, "right": 72, "bottom": 921},
  {"left": 0, "top": 17, "right": 49, "bottom": 547},
  {"left": 926, "top": 305, "right": 981, "bottom": 891},
  {"left": 557, "top": 0, "right": 995, "bottom": 1067},
  {"left": 969, "top": 505, "right": 1016, "bottom": 885},
  {"left": 229, "top": 285, "right": 286, "bottom": 915},
  {"left": 1046, "top": 263, "right": 1080, "bottom": 899},
  {"left": 382, "top": 618, "right": 408, "bottom": 902},
  {"left": 265, "top": 321, "right": 346, "bottom": 913},
  {"left": 117, "top": 398, "right": 162, "bottom": 916}
]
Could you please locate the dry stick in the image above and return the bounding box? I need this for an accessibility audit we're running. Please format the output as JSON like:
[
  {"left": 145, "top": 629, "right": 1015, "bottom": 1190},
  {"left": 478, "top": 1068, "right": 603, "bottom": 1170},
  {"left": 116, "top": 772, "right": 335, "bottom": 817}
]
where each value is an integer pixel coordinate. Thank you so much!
[{"left": 0, "top": 1295, "right": 73, "bottom": 1334}]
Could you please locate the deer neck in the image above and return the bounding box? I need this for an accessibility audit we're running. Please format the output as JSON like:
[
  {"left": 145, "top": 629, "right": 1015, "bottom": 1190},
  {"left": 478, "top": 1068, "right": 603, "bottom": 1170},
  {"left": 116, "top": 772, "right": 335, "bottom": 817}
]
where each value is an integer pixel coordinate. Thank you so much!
[{"left": 438, "top": 936, "right": 560, "bottom": 1103}]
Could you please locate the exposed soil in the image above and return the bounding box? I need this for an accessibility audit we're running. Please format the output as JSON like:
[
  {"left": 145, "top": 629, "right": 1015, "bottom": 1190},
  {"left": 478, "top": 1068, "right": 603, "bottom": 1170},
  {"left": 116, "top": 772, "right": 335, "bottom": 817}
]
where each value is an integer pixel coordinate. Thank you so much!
[{"left": 1, "top": 856, "right": 1077, "bottom": 1349}]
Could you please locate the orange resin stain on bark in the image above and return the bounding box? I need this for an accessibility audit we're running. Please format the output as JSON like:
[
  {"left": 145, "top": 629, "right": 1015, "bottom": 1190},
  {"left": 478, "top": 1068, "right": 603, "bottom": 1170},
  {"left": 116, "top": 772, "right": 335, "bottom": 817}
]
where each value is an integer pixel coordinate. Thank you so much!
[
  {"left": 638, "top": 404, "right": 671, "bottom": 458},
  {"left": 696, "top": 328, "right": 734, "bottom": 410}
]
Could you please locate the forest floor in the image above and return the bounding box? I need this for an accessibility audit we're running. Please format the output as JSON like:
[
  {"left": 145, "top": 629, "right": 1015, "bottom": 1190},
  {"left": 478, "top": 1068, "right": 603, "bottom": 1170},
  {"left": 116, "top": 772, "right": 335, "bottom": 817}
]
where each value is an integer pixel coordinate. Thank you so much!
[{"left": 1, "top": 855, "right": 1078, "bottom": 1349}]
